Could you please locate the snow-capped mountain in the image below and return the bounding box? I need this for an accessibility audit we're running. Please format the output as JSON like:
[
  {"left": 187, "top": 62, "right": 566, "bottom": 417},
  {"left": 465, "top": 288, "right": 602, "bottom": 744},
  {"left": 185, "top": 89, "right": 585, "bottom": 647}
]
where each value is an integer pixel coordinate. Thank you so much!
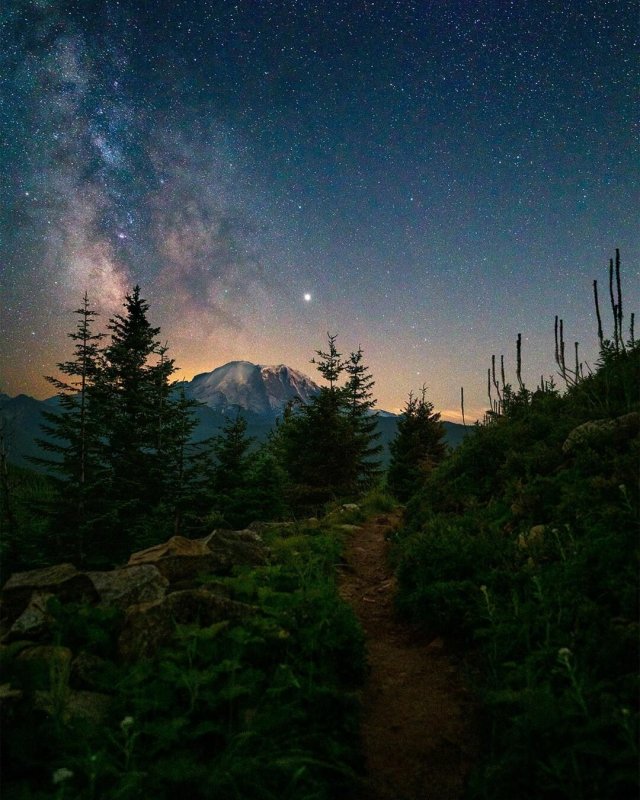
[{"left": 184, "top": 361, "right": 320, "bottom": 417}]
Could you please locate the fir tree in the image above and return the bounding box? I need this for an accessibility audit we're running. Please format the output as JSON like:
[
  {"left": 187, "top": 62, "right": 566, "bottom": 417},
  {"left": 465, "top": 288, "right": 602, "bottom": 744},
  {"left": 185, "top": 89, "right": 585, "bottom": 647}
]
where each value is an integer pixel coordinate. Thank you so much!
[
  {"left": 343, "top": 347, "right": 382, "bottom": 488},
  {"left": 161, "top": 386, "right": 200, "bottom": 536},
  {"left": 311, "top": 333, "right": 345, "bottom": 390},
  {"left": 213, "top": 414, "right": 253, "bottom": 494},
  {"left": 98, "top": 286, "right": 197, "bottom": 556},
  {"left": 387, "top": 387, "right": 447, "bottom": 502},
  {"left": 274, "top": 334, "right": 370, "bottom": 503},
  {"left": 33, "top": 293, "right": 106, "bottom": 563}
]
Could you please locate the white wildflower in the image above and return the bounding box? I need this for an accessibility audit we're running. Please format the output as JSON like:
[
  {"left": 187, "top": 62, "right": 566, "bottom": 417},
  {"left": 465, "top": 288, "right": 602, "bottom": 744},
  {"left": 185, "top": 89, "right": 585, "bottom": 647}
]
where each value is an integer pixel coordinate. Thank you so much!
[{"left": 52, "top": 767, "right": 74, "bottom": 785}]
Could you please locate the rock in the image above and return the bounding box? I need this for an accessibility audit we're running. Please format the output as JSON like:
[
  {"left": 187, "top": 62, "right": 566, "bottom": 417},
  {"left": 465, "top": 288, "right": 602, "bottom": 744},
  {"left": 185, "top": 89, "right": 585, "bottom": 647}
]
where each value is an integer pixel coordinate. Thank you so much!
[
  {"left": 202, "top": 528, "right": 270, "bottom": 572},
  {"left": 128, "top": 536, "right": 219, "bottom": 585},
  {"left": 341, "top": 504, "right": 360, "bottom": 512},
  {"left": 16, "top": 645, "right": 73, "bottom": 689},
  {"left": 562, "top": 411, "right": 639, "bottom": 455},
  {"left": 1, "top": 564, "right": 98, "bottom": 626},
  {"left": 248, "top": 520, "right": 295, "bottom": 533},
  {"left": 71, "top": 651, "right": 108, "bottom": 690},
  {"left": 88, "top": 565, "right": 168, "bottom": 609},
  {"left": 4, "top": 592, "right": 55, "bottom": 642},
  {"left": 16, "top": 644, "right": 73, "bottom": 668},
  {"left": 34, "top": 689, "right": 111, "bottom": 725},
  {"left": 118, "top": 589, "right": 255, "bottom": 660},
  {"left": 517, "top": 525, "right": 546, "bottom": 553},
  {"left": 128, "top": 529, "right": 269, "bottom": 587}
]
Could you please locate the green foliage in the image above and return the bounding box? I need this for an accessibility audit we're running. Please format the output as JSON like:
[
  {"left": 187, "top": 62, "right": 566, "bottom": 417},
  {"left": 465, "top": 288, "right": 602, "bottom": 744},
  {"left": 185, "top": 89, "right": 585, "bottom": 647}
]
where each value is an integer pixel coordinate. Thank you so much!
[
  {"left": 29, "top": 293, "right": 108, "bottom": 565},
  {"left": 387, "top": 386, "right": 447, "bottom": 502},
  {"left": 274, "top": 335, "right": 382, "bottom": 509},
  {"left": 1, "top": 522, "right": 365, "bottom": 800},
  {"left": 393, "top": 344, "right": 640, "bottom": 799},
  {"left": 30, "top": 287, "right": 200, "bottom": 566},
  {"left": 0, "top": 461, "right": 55, "bottom": 581}
]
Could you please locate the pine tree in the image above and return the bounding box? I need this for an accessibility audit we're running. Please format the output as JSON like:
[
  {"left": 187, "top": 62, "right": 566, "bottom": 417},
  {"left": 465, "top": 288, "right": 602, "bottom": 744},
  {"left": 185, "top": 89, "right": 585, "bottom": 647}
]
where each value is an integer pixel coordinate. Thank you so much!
[
  {"left": 387, "top": 387, "right": 447, "bottom": 502},
  {"left": 274, "top": 334, "right": 370, "bottom": 504},
  {"left": 99, "top": 286, "right": 197, "bottom": 555},
  {"left": 98, "top": 286, "right": 165, "bottom": 552},
  {"left": 311, "top": 333, "right": 345, "bottom": 390},
  {"left": 33, "top": 293, "right": 106, "bottom": 563},
  {"left": 161, "top": 386, "right": 200, "bottom": 536},
  {"left": 209, "top": 413, "right": 254, "bottom": 528},
  {"left": 344, "top": 347, "right": 382, "bottom": 488}
]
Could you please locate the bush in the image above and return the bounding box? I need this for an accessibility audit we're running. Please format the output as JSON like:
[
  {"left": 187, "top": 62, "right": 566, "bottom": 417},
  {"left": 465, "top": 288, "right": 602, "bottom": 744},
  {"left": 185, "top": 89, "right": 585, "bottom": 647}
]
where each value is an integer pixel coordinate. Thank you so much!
[
  {"left": 1, "top": 522, "right": 366, "bottom": 800},
  {"left": 393, "top": 345, "right": 640, "bottom": 799}
]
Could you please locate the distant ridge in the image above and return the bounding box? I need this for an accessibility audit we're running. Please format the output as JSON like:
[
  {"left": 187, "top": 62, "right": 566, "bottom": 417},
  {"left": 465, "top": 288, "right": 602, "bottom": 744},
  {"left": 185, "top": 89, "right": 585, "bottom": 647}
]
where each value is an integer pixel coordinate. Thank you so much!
[{"left": 1, "top": 361, "right": 469, "bottom": 468}]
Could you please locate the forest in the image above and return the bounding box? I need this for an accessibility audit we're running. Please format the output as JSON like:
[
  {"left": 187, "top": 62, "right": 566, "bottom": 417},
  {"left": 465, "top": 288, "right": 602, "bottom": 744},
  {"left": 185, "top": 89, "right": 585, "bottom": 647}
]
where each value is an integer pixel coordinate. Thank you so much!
[{"left": 0, "top": 251, "right": 638, "bottom": 800}]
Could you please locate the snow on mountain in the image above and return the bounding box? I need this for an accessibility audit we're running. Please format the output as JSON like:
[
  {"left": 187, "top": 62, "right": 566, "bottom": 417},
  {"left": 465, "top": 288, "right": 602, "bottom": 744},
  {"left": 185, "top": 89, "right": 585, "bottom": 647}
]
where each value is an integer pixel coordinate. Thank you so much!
[
  {"left": 258, "top": 364, "right": 319, "bottom": 411},
  {"left": 185, "top": 361, "right": 320, "bottom": 417}
]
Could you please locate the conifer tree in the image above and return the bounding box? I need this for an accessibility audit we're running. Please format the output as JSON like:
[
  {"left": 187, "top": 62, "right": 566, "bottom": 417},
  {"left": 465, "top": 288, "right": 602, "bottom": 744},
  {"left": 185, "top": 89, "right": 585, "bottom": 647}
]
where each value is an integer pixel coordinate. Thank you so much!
[
  {"left": 311, "top": 333, "right": 345, "bottom": 391},
  {"left": 188, "top": 412, "right": 256, "bottom": 529},
  {"left": 387, "top": 387, "right": 447, "bottom": 502},
  {"left": 97, "top": 286, "right": 197, "bottom": 555},
  {"left": 344, "top": 347, "right": 382, "bottom": 488},
  {"left": 33, "top": 293, "right": 106, "bottom": 563},
  {"left": 161, "top": 386, "right": 200, "bottom": 536},
  {"left": 212, "top": 413, "right": 253, "bottom": 498},
  {"left": 274, "top": 334, "right": 369, "bottom": 502}
]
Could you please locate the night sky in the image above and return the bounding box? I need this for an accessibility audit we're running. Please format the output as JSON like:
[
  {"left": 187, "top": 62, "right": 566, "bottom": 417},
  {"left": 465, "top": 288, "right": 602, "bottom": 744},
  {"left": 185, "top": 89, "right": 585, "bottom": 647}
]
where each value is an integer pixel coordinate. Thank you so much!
[{"left": 1, "top": 0, "right": 638, "bottom": 419}]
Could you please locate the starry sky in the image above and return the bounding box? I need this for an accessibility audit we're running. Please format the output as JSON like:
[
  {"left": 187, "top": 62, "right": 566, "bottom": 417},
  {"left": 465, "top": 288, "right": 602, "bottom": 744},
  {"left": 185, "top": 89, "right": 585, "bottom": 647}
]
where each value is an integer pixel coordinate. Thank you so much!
[{"left": 1, "top": 0, "right": 638, "bottom": 419}]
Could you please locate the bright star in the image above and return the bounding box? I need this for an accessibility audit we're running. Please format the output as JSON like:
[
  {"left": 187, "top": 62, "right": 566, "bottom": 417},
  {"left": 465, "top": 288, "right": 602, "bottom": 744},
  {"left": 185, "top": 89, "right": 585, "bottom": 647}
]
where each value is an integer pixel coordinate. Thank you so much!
[{"left": 304, "top": 293, "right": 312, "bottom": 302}]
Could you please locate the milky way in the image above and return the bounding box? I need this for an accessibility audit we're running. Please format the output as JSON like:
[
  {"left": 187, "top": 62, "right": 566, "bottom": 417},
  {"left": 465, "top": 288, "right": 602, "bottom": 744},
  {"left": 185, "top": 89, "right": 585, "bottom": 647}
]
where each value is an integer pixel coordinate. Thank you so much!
[{"left": 1, "top": 0, "right": 638, "bottom": 418}]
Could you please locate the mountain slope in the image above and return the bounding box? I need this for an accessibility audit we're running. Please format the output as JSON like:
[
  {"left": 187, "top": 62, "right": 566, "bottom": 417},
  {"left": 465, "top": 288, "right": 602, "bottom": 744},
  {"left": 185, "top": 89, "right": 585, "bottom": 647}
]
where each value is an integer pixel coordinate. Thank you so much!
[
  {"left": 1, "top": 362, "right": 468, "bottom": 468},
  {"left": 185, "top": 361, "right": 319, "bottom": 416}
]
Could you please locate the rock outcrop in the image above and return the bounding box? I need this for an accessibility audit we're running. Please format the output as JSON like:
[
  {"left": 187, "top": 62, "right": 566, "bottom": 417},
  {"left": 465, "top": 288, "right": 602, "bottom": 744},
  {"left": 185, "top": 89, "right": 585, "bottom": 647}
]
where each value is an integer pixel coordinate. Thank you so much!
[
  {"left": 118, "top": 589, "right": 254, "bottom": 660},
  {"left": 562, "top": 411, "right": 639, "bottom": 455},
  {"left": 127, "top": 530, "right": 269, "bottom": 584},
  {"left": 88, "top": 565, "right": 168, "bottom": 609},
  {"left": 1, "top": 564, "right": 98, "bottom": 627},
  {"left": 0, "top": 527, "right": 270, "bottom": 662}
]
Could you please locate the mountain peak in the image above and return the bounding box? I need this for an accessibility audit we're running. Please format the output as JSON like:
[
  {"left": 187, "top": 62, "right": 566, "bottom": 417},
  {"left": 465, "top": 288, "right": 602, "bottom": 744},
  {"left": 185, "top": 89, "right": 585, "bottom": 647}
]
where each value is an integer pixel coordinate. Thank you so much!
[{"left": 186, "top": 361, "right": 319, "bottom": 416}]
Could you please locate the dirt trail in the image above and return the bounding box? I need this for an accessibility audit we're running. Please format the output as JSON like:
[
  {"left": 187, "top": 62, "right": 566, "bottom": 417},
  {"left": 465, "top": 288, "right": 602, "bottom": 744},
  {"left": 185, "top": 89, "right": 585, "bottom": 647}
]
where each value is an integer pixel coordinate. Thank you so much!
[{"left": 339, "top": 511, "right": 478, "bottom": 800}]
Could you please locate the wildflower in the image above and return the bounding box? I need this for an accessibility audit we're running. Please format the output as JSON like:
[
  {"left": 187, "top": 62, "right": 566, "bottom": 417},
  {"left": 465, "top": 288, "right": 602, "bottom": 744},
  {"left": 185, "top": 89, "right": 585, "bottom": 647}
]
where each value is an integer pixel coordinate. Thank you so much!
[
  {"left": 52, "top": 767, "right": 74, "bottom": 785},
  {"left": 557, "top": 647, "right": 572, "bottom": 664},
  {"left": 120, "top": 715, "right": 134, "bottom": 732}
]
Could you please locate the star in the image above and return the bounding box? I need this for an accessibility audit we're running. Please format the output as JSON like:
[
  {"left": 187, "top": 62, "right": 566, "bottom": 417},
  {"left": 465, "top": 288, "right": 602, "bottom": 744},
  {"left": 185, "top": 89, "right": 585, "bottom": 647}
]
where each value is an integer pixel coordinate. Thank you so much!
[{"left": 304, "top": 293, "right": 312, "bottom": 302}]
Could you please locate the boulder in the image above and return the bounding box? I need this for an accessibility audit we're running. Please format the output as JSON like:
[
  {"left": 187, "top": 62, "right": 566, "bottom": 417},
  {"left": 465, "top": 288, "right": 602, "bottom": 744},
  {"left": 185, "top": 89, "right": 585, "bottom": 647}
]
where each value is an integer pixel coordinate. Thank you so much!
[
  {"left": 202, "top": 528, "right": 270, "bottom": 572},
  {"left": 34, "top": 689, "right": 111, "bottom": 725},
  {"left": 118, "top": 589, "right": 255, "bottom": 660},
  {"left": 16, "top": 645, "right": 73, "bottom": 688},
  {"left": 1, "top": 564, "right": 98, "bottom": 626},
  {"left": 517, "top": 525, "right": 546, "bottom": 552},
  {"left": 341, "top": 504, "right": 360, "bottom": 512},
  {"left": 562, "top": 411, "right": 639, "bottom": 455},
  {"left": 128, "top": 536, "right": 218, "bottom": 585},
  {"left": 4, "top": 592, "right": 55, "bottom": 642},
  {"left": 87, "top": 565, "right": 168, "bottom": 609},
  {"left": 71, "top": 651, "right": 109, "bottom": 690}
]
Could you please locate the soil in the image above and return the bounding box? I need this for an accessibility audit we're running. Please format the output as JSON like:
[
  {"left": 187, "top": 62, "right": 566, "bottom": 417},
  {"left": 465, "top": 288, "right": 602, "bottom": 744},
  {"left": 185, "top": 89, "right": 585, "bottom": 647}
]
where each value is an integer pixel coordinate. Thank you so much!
[{"left": 338, "top": 510, "right": 479, "bottom": 800}]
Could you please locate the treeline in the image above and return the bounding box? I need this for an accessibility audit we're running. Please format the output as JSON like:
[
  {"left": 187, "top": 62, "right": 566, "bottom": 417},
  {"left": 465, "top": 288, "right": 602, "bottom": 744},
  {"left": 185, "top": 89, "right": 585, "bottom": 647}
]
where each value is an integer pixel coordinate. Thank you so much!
[
  {"left": 0, "top": 288, "right": 444, "bottom": 577},
  {"left": 391, "top": 252, "right": 639, "bottom": 799}
]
